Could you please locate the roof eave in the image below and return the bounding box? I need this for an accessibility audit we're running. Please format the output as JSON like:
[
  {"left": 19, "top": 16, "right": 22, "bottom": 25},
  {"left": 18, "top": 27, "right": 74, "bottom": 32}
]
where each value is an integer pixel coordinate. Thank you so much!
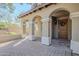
[{"left": 18, "top": 3, "right": 56, "bottom": 18}]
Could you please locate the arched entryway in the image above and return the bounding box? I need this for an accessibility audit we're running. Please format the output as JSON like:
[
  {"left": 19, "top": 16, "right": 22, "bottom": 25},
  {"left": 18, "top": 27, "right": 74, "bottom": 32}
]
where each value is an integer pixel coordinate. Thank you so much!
[
  {"left": 32, "top": 16, "right": 42, "bottom": 41},
  {"left": 49, "top": 8, "right": 71, "bottom": 41}
]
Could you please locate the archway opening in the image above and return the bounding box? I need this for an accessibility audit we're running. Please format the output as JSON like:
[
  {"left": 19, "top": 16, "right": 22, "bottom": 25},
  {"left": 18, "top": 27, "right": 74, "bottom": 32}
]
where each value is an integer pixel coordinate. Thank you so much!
[
  {"left": 33, "top": 16, "right": 42, "bottom": 41},
  {"left": 50, "top": 8, "right": 71, "bottom": 46}
]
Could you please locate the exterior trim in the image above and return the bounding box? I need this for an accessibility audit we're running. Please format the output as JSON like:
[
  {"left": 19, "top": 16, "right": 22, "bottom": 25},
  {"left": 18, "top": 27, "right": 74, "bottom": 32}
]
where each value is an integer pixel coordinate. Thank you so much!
[
  {"left": 70, "top": 12, "right": 79, "bottom": 18},
  {"left": 71, "top": 40, "right": 79, "bottom": 54},
  {"left": 41, "top": 36, "right": 51, "bottom": 45},
  {"left": 41, "top": 18, "right": 49, "bottom": 22},
  {"left": 28, "top": 35, "right": 35, "bottom": 40}
]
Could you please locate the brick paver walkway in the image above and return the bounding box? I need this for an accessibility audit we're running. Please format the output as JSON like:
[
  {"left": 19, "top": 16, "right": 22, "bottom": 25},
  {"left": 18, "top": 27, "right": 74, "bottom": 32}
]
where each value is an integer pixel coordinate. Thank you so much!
[{"left": 0, "top": 37, "right": 73, "bottom": 56}]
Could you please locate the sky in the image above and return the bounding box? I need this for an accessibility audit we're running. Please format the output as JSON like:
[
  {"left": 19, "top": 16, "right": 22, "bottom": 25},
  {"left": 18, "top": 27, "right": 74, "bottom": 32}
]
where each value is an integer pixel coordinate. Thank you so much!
[
  {"left": 13, "top": 3, "right": 31, "bottom": 17},
  {"left": 11, "top": 3, "right": 31, "bottom": 24},
  {"left": 0, "top": 3, "right": 32, "bottom": 26}
]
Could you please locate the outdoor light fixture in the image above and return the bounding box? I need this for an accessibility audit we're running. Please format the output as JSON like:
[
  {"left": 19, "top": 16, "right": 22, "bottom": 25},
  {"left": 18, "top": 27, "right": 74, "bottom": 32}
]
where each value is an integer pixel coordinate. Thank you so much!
[{"left": 58, "top": 19, "right": 68, "bottom": 26}]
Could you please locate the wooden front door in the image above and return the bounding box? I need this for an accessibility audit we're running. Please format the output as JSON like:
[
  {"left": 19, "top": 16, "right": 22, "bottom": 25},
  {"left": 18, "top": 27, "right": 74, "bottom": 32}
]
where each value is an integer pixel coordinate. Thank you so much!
[
  {"left": 52, "top": 16, "right": 68, "bottom": 39},
  {"left": 58, "top": 19, "right": 68, "bottom": 39}
]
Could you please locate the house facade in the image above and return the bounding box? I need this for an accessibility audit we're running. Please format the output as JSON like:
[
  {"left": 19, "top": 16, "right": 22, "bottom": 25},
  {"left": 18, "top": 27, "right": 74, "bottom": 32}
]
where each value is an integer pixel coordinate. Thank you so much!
[{"left": 19, "top": 3, "right": 79, "bottom": 54}]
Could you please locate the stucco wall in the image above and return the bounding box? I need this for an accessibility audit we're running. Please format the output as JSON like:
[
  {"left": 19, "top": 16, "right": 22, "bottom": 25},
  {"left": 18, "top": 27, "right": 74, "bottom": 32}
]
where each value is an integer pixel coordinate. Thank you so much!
[
  {"left": 20, "top": 3, "right": 79, "bottom": 38},
  {"left": 20, "top": 3, "right": 79, "bottom": 20},
  {"left": 33, "top": 16, "right": 42, "bottom": 38},
  {"left": 71, "top": 16, "right": 79, "bottom": 54},
  {"left": 20, "top": 4, "right": 79, "bottom": 49},
  {"left": 72, "top": 17, "right": 79, "bottom": 42}
]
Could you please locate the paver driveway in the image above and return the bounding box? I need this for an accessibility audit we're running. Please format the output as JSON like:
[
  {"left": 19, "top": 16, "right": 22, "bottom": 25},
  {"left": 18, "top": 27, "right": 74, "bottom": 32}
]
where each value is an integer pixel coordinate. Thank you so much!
[{"left": 0, "top": 36, "right": 73, "bottom": 56}]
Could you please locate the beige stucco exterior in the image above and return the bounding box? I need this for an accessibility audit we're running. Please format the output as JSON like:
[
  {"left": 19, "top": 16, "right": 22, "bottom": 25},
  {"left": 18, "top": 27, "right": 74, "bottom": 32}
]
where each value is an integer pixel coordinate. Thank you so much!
[{"left": 19, "top": 3, "right": 79, "bottom": 54}]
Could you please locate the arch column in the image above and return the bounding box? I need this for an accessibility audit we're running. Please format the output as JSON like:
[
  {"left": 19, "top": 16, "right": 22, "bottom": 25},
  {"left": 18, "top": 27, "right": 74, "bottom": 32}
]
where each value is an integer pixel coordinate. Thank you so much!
[
  {"left": 22, "top": 21, "right": 26, "bottom": 34},
  {"left": 70, "top": 12, "right": 79, "bottom": 54},
  {"left": 25, "top": 21, "right": 29, "bottom": 36},
  {"left": 22, "top": 21, "right": 26, "bottom": 38},
  {"left": 41, "top": 18, "right": 51, "bottom": 45},
  {"left": 29, "top": 20, "right": 35, "bottom": 40}
]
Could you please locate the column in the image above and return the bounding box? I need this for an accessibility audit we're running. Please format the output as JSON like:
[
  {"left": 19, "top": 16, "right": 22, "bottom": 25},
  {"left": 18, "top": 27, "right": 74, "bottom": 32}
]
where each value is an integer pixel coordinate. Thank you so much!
[
  {"left": 22, "top": 22, "right": 26, "bottom": 34},
  {"left": 70, "top": 12, "right": 79, "bottom": 54},
  {"left": 41, "top": 18, "right": 51, "bottom": 45},
  {"left": 22, "top": 21, "right": 26, "bottom": 38},
  {"left": 29, "top": 20, "right": 35, "bottom": 40}
]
